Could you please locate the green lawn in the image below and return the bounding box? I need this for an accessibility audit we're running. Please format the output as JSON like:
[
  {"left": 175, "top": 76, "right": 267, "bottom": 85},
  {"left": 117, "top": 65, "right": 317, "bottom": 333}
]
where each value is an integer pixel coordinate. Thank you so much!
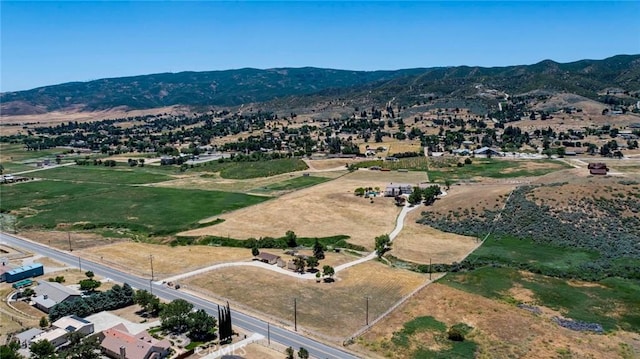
[
  {"left": 467, "top": 236, "right": 601, "bottom": 276},
  {"left": 384, "top": 315, "right": 477, "bottom": 359},
  {"left": 34, "top": 165, "right": 173, "bottom": 184},
  {"left": 250, "top": 175, "right": 329, "bottom": 193},
  {"left": 177, "top": 158, "right": 309, "bottom": 179},
  {"left": 427, "top": 159, "right": 572, "bottom": 182},
  {"left": 0, "top": 180, "right": 268, "bottom": 235},
  {"left": 0, "top": 143, "right": 65, "bottom": 162},
  {"left": 440, "top": 267, "right": 640, "bottom": 332}
]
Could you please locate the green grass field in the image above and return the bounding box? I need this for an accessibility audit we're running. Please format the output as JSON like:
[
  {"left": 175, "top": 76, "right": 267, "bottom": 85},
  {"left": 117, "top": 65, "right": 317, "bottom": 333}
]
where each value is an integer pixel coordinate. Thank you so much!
[
  {"left": 467, "top": 236, "right": 601, "bottom": 276},
  {"left": 185, "top": 158, "right": 308, "bottom": 179},
  {"left": 426, "top": 159, "right": 572, "bottom": 182},
  {"left": 0, "top": 180, "right": 268, "bottom": 235},
  {"left": 34, "top": 165, "right": 174, "bottom": 184},
  {"left": 353, "top": 157, "right": 571, "bottom": 182},
  {"left": 0, "top": 143, "right": 64, "bottom": 162},
  {"left": 440, "top": 267, "right": 640, "bottom": 332},
  {"left": 380, "top": 315, "right": 476, "bottom": 359},
  {"left": 249, "top": 175, "right": 329, "bottom": 193}
]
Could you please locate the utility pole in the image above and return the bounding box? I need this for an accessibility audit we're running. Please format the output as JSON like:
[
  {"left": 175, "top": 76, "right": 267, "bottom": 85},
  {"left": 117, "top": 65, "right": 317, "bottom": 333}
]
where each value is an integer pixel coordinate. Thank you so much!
[
  {"left": 78, "top": 256, "right": 81, "bottom": 272},
  {"left": 365, "top": 296, "right": 370, "bottom": 326},
  {"left": 429, "top": 258, "right": 432, "bottom": 281},
  {"left": 294, "top": 298, "right": 297, "bottom": 332},
  {"left": 150, "top": 279, "right": 153, "bottom": 295},
  {"left": 267, "top": 323, "right": 270, "bottom": 345},
  {"left": 149, "top": 254, "right": 154, "bottom": 281},
  {"left": 68, "top": 232, "right": 72, "bottom": 251}
]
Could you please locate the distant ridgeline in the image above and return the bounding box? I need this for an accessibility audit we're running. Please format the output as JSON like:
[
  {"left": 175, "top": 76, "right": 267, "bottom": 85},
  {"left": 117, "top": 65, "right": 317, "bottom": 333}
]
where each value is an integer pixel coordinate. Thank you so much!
[{"left": 1, "top": 54, "right": 639, "bottom": 114}]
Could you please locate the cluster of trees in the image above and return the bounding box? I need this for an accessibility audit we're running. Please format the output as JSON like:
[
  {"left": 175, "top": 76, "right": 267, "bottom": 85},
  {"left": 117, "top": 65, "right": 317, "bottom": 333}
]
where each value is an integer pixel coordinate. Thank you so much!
[
  {"left": 408, "top": 185, "right": 441, "bottom": 206},
  {"left": 285, "top": 346, "right": 309, "bottom": 359},
  {"left": 160, "top": 299, "right": 216, "bottom": 341},
  {"left": 24, "top": 331, "right": 102, "bottom": 359},
  {"left": 49, "top": 283, "right": 134, "bottom": 321}
]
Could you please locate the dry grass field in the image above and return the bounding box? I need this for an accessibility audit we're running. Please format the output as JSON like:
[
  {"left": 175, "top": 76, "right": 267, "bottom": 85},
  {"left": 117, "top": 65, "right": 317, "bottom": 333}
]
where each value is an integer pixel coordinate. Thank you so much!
[
  {"left": 390, "top": 208, "right": 479, "bottom": 265},
  {"left": 357, "top": 140, "right": 423, "bottom": 157},
  {"left": 20, "top": 230, "right": 126, "bottom": 251},
  {"left": 235, "top": 343, "right": 284, "bottom": 359},
  {"left": 149, "top": 169, "right": 344, "bottom": 194},
  {"left": 353, "top": 282, "right": 640, "bottom": 359},
  {"left": 0, "top": 285, "right": 39, "bottom": 343},
  {"left": 185, "top": 261, "right": 426, "bottom": 339},
  {"left": 180, "top": 170, "right": 428, "bottom": 250},
  {"left": 427, "top": 183, "right": 515, "bottom": 217},
  {"left": 78, "top": 242, "right": 252, "bottom": 278}
]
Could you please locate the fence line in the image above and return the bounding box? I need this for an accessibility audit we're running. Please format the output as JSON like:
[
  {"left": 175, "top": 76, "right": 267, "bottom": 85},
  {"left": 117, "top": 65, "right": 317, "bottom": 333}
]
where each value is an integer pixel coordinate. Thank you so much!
[{"left": 346, "top": 273, "right": 444, "bottom": 343}]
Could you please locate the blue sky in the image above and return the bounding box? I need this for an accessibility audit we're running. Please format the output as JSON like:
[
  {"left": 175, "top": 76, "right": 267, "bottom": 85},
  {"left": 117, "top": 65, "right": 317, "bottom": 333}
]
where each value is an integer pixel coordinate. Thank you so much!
[{"left": 1, "top": 1, "right": 639, "bottom": 92}]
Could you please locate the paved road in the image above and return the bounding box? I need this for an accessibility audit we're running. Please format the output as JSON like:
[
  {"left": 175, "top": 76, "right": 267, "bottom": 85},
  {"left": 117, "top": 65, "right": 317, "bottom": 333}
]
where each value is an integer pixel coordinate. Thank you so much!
[{"left": 0, "top": 232, "right": 360, "bottom": 359}]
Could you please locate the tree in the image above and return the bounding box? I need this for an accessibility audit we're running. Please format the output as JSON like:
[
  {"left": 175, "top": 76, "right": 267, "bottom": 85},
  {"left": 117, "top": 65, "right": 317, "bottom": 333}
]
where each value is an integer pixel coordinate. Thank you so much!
[
  {"left": 556, "top": 146, "right": 566, "bottom": 158},
  {"left": 306, "top": 256, "right": 319, "bottom": 271},
  {"left": 285, "top": 230, "right": 298, "bottom": 248},
  {"left": 322, "top": 265, "right": 335, "bottom": 281},
  {"left": 58, "top": 332, "right": 100, "bottom": 359},
  {"left": 422, "top": 185, "right": 441, "bottom": 205},
  {"left": 375, "top": 234, "right": 391, "bottom": 258},
  {"left": 354, "top": 187, "right": 365, "bottom": 196},
  {"left": 444, "top": 178, "right": 452, "bottom": 191},
  {"left": 293, "top": 257, "right": 306, "bottom": 273},
  {"left": 0, "top": 341, "right": 24, "bottom": 359},
  {"left": 407, "top": 187, "right": 422, "bottom": 205},
  {"left": 30, "top": 340, "right": 55, "bottom": 359},
  {"left": 0, "top": 164, "right": 4, "bottom": 175},
  {"left": 298, "top": 347, "right": 309, "bottom": 359},
  {"left": 133, "top": 290, "right": 161, "bottom": 316},
  {"left": 251, "top": 246, "right": 260, "bottom": 257},
  {"left": 312, "top": 239, "right": 324, "bottom": 260},
  {"left": 85, "top": 271, "right": 94, "bottom": 279},
  {"left": 187, "top": 309, "right": 217, "bottom": 341},
  {"left": 79, "top": 278, "right": 101, "bottom": 292},
  {"left": 39, "top": 316, "right": 49, "bottom": 328},
  {"left": 160, "top": 299, "right": 194, "bottom": 333},
  {"left": 285, "top": 346, "right": 295, "bottom": 359}
]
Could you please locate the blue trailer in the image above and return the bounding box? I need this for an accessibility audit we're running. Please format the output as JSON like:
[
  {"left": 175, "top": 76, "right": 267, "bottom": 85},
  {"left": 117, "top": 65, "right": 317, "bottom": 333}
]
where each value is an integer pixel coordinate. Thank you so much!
[{"left": 4, "top": 263, "right": 44, "bottom": 283}]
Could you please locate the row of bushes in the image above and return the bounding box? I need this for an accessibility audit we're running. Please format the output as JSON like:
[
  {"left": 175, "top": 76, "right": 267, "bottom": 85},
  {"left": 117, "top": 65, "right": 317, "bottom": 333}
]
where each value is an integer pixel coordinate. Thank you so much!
[{"left": 171, "top": 234, "right": 367, "bottom": 252}]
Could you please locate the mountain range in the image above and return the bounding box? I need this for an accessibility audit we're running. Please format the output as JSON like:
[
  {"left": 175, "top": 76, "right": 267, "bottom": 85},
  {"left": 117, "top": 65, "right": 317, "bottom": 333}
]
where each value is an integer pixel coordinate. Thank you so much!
[{"left": 1, "top": 54, "right": 639, "bottom": 116}]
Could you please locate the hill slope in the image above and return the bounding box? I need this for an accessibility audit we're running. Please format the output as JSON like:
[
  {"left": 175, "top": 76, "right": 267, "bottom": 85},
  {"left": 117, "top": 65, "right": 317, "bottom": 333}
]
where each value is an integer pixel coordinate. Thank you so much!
[{"left": 1, "top": 55, "right": 639, "bottom": 115}]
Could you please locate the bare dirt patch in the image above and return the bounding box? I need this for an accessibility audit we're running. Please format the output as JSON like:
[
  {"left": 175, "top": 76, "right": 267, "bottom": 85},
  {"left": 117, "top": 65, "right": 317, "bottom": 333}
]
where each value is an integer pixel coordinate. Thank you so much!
[
  {"left": 180, "top": 171, "right": 428, "bottom": 250},
  {"left": 353, "top": 282, "right": 639, "bottom": 359},
  {"left": 78, "top": 242, "right": 251, "bottom": 278},
  {"left": 184, "top": 261, "right": 426, "bottom": 340},
  {"left": 390, "top": 209, "right": 479, "bottom": 265}
]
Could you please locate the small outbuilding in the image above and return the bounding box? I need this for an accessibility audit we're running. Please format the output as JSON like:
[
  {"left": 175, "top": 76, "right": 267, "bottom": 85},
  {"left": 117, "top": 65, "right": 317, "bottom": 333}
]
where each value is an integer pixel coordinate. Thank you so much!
[{"left": 256, "top": 252, "right": 281, "bottom": 265}]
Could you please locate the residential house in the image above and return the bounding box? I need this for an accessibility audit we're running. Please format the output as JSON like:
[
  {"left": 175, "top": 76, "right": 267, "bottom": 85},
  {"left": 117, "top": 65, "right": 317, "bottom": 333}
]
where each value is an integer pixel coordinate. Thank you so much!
[
  {"left": 31, "top": 328, "right": 69, "bottom": 349},
  {"left": 256, "top": 252, "right": 281, "bottom": 265},
  {"left": 473, "top": 147, "right": 503, "bottom": 157},
  {"left": 33, "top": 280, "right": 82, "bottom": 313},
  {"left": 384, "top": 183, "right": 413, "bottom": 197},
  {"left": 588, "top": 163, "right": 609, "bottom": 175},
  {"left": 52, "top": 315, "right": 94, "bottom": 336},
  {"left": 14, "top": 328, "right": 44, "bottom": 348},
  {"left": 98, "top": 323, "right": 171, "bottom": 359}
]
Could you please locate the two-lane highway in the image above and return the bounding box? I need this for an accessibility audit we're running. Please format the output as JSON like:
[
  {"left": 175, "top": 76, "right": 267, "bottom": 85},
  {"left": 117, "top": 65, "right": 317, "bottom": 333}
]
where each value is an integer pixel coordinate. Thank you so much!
[{"left": 0, "top": 232, "right": 360, "bottom": 359}]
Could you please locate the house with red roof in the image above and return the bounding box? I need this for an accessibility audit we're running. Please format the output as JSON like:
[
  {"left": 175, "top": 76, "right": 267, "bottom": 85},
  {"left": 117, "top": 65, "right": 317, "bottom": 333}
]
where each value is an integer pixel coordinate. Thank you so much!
[{"left": 97, "top": 323, "right": 171, "bottom": 359}]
